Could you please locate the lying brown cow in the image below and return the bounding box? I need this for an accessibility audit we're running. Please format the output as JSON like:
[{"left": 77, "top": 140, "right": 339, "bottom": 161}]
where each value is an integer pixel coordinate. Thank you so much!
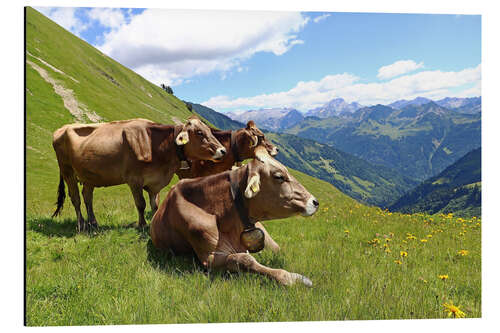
[
  {"left": 176, "top": 120, "right": 282, "bottom": 253},
  {"left": 52, "top": 116, "right": 226, "bottom": 231},
  {"left": 150, "top": 147, "right": 319, "bottom": 286},
  {"left": 176, "top": 121, "right": 278, "bottom": 179}
]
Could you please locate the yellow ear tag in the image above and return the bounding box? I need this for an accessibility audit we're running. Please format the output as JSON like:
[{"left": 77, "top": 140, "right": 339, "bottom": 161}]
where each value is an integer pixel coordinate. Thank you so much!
[
  {"left": 251, "top": 183, "right": 259, "bottom": 192},
  {"left": 181, "top": 137, "right": 188, "bottom": 144}
]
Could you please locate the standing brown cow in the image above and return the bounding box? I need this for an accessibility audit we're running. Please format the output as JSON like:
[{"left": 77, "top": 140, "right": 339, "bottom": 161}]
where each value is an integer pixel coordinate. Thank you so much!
[
  {"left": 150, "top": 147, "right": 319, "bottom": 286},
  {"left": 176, "top": 120, "right": 282, "bottom": 252},
  {"left": 52, "top": 116, "right": 226, "bottom": 231},
  {"left": 176, "top": 121, "right": 278, "bottom": 179}
]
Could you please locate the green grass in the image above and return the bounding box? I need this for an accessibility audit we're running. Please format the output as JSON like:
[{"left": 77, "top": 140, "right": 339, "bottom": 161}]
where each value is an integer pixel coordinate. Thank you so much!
[{"left": 25, "top": 6, "right": 481, "bottom": 326}]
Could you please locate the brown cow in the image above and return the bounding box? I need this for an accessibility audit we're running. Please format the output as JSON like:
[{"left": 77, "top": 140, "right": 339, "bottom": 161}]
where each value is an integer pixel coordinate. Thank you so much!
[
  {"left": 150, "top": 146, "right": 319, "bottom": 286},
  {"left": 176, "top": 121, "right": 278, "bottom": 179},
  {"left": 52, "top": 116, "right": 226, "bottom": 231},
  {"left": 176, "top": 120, "right": 282, "bottom": 253}
]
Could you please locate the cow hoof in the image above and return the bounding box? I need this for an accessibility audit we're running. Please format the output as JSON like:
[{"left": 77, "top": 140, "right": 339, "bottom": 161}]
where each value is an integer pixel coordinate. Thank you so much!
[
  {"left": 290, "top": 273, "right": 313, "bottom": 288},
  {"left": 88, "top": 220, "right": 99, "bottom": 229}
]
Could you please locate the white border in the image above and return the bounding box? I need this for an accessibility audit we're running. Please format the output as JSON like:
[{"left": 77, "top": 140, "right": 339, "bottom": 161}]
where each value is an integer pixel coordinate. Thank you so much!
[{"left": 3, "top": 0, "right": 498, "bottom": 332}]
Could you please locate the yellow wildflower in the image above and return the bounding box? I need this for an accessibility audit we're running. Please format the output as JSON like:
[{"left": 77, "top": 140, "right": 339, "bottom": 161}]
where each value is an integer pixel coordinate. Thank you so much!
[
  {"left": 420, "top": 239, "right": 428, "bottom": 243},
  {"left": 385, "top": 248, "right": 391, "bottom": 253},
  {"left": 400, "top": 251, "right": 408, "bottom": 257},
  {"left": 443, "top": 302, "right": 466, "bottom": 318},
  {"left": 427, "top": 234, "right": 433, "bottom": 238},
  {"left": 438, "top": 274, "right": 449, "bottom": 280},
  {"left": 457, "top": 250, "right": 469, "bottom": 256},
  {"left": 394, "top": 260, "right": 402, "bottom": 265}
]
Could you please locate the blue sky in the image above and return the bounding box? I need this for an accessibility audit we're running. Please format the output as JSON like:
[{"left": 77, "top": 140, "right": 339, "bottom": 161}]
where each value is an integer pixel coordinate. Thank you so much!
[{"left": 36, "top": 7, "right": 481, "bottom": 112}]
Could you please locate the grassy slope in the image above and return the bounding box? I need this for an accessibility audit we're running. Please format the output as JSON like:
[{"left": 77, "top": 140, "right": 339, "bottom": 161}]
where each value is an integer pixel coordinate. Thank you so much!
[
  {"left": 192, "top": 103, "right": 418, "bottom": 207},
  {"left": 25, "top": 7, "right": 481, "bottom": 325}
]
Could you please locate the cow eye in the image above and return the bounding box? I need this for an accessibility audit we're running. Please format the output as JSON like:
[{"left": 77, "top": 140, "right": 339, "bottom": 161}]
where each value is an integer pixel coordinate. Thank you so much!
[
  {"left": 273, "top": 173, "right": 285, "bottom": 182},
  {"left": 196, "top": 130, "right": 203, "bottom": 136}
]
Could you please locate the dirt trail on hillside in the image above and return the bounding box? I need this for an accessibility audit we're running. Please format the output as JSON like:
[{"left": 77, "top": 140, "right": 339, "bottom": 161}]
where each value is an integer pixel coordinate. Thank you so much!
[
  {"left": 27, "top": 52, "right": 79, "bottom": 83},
  {"left": 27, "top": 59, "right": 102, "bottom": 123}
]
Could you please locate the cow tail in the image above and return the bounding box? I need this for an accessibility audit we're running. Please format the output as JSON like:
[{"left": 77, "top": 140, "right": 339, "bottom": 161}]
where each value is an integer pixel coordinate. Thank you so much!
[{"left": 52, "top": 174, "right": 66, "bottom": 218}]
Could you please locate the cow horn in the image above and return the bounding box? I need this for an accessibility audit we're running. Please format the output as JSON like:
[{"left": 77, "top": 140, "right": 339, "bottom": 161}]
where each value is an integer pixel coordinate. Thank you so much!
[{"left": 249, "top": 135, "right": 258, "bottom": 148}]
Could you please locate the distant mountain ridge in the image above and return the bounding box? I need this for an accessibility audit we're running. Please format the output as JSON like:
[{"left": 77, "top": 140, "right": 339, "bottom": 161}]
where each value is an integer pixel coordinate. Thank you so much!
[
  {"left": 306, "top": 98, "right": 364, "bottom": 118},
  {"left": 192, "top": 103, "right": 418, "bottom": 207},
  {"left": 225, "top": 96, "right": 480, "bottom": 132},
  {"left": 227, "top": 107, "right": 304, "bottom": 131},
  {"left": 389, "top": 148, "right": 481, "bottom": 217},
  {"left": 285, "top": 100, "right": 481, "bottom": 181}
]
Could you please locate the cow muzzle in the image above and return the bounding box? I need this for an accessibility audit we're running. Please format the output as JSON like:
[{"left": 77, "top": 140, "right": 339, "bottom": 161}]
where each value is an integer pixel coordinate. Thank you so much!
[
  {"left": 212, "top": 147, "right": 227, "bottom": 161},
  {"left": 302, "top": 196, "right": 319, "bottom": 216}
]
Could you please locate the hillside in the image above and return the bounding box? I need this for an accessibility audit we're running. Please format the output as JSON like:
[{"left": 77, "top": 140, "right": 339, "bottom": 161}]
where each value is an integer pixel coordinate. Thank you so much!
[
  {"left": 25, "top": 7, "right": 480, "bottom": 325},
  {"left": 286, "top": 102, "right": 481, "bottom": 181},
  {"left": 390, "top": 148, "right": 481, "bottom": 217},
  {"left": 25, "top": 7, "right": 202, "bottom": 214},
  {"left": 191, "top": 103, "right": 418, "bottom": 207}
]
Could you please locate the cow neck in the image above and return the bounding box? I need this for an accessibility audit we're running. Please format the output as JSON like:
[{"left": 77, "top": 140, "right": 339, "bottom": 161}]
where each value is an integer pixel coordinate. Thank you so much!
[
  {"left": 230, "top": 130, "right": 242, "bottom": 163},
  {"left": 173, "top": 125, "right": 189, "bottom": 170},
  {"left": 228, "top": 165, "right": 255, "bottom": 230}
]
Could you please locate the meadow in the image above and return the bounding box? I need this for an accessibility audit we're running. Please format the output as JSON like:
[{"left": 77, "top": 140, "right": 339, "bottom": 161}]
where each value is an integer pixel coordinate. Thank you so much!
[
  {"left": 25, "top": 7, "right": 480, "bottom": 325},
  {"left": 26, "top": 165, "right": 481, "bottom": 325}
]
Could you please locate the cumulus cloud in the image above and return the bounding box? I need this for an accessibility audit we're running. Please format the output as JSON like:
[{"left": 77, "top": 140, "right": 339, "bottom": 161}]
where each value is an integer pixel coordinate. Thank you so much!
[
  {"left": 204, "top": 64, "right": 481, "bottom": 112},
  {"left": 95, "top": 9, "right": 309, "bottom": 86},
  {"left": 377, "top": 60, "right": 424, "bottom": 80},
  {"left": 313, "top": 14, "right": 330, "bottom": 23},
  {"left": 35, "top": 7, "right": 89, "bottom": 36},
  {"left": 87, "top": 8, "right": 126, "bottom": 30}
]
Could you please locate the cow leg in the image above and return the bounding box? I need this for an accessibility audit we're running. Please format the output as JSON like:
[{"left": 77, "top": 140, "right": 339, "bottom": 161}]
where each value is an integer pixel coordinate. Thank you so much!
[
  {"left": 63, "top": 170, "right": 85, "bottom": 232},
  {"left": 128, "top": 184, "right": 147, "bottom": 227},
  {"left": 207, "top": 252, "right": 312, "bottom": 287},
  {"left": 82, "top": 184, "right": 98, "bottom": 228},
  {"left": 255, "top": 222, "right": 280, "bottom": 253},
  {"left": 146, "top": 188, "right": 159, "bottom": 216}
]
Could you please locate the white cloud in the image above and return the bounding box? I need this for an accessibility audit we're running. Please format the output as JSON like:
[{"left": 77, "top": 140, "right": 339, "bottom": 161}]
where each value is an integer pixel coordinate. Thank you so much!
[
  {"left": 87, "top": 8, "right": 126, "bottom": 30},
  {"left": 90, "top": 9, "right": 309, "bottom": 85},
  {"left": 377, "top": 60, "right": 424, "bottom": 80},
  {"left": 95, "top": 9, "right": 309, "bottom": 86},
  {"left": 313, "top": 14, "right": 330, "bottom": 23},
  {"left": 204, "top": 64, "right": 481, "bottom": 112},
  {"left": 35, "top": 7, "right": 88, "bottom": 36}
]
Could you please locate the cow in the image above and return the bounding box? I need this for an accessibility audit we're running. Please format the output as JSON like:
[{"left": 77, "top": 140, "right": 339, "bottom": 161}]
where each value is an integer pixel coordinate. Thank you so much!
[
  {"left": 176, "top": 120, "right": 278, "bottom": 179},
  {"left": 176, "top": 120, "right": 281, "bottom": 253},
  {"left": 150, "top": 146, "right": 319, "bottom": 287},
  {"left": 51, "top": 116, "right": 226, "bottom": 232}
]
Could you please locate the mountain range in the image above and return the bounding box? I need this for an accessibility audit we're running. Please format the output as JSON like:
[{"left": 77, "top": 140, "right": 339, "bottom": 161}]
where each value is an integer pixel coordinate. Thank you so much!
[
  {"left": 193, "top": 103, "right": 418, "bottom": 207},
  {"left": 306, "top": 98, "right": 364, "bottom": 118},
  {"left": 285, "top": 101, "right": 481, "bottom": 181},
  {"left": 227, "top": 107, "right": 304, "bottom": 131},
  {"left": 225, "top": 96, "right": 481, "bottom": 132}
]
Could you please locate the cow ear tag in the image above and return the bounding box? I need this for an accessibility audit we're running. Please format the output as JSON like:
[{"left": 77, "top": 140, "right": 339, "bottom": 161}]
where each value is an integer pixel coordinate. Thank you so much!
[
  {"left": 240, "top": 227, "right": 265, "bottom": 253},
  {"left": 251, "top": 183, "right": 259, "bottom": 193}
]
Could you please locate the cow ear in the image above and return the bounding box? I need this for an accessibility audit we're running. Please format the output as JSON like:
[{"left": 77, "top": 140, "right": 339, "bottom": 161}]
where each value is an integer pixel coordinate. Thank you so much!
[
  {"left": 246, "top": 120, "right": 255, "bottom": 129},
  {"left": 123, "top": 127, "right": 152, "bottom": 162},
  {"left": 244, "top": 173, "right": 261, "bottom": 198},
  {"left": 175, "top": 131, "right": 189, "bottom": 145}
]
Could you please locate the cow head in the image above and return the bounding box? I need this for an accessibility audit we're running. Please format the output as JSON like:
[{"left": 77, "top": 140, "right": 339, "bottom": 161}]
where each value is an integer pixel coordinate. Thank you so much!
[
  {"left": 244, "top": 146, "right": 319, "bottom": 220},
  {"left": 176, "top": 116, "right": 226, "bottom": 162},
  {"left": 243, "top": 121, "right": 279, "bottom": 157}
]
